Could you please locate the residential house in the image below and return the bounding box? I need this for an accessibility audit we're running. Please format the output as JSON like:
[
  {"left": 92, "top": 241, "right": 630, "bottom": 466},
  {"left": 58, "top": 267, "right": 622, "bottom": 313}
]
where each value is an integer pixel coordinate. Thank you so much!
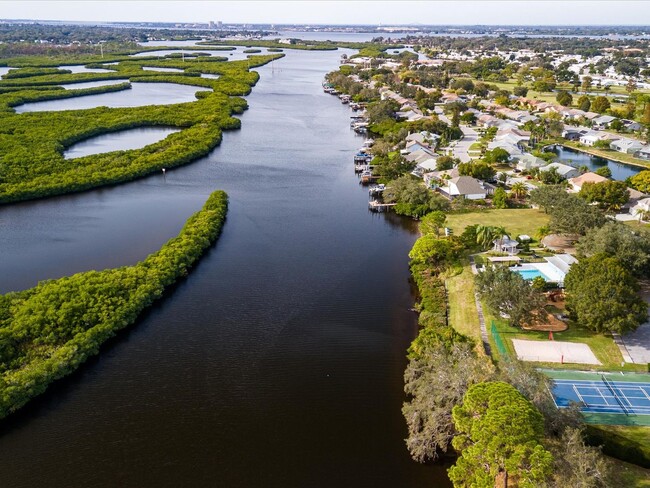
[
  {"left": 592, "top": 115, "right": 617, "bottom": 129},
  {"left": 610, "top": 138, "right": 645, "bottom": 154},
  {"left": 440, "top": 176, "right": 489, "bottom": 200},
  {"left": 568, "top": 172, "right": 608, "bottom": 192},
  {"left": 516, "top": 153, "right": 547, "bottom": 172},
  {"left": 630, "top": 197, "right": 650, "bottom": 219},
  {"left": 538, "top": 162, "right": 580, "bottom": 179},
  {"left": 621, "top": 187, "right": 648, "bottom": 213},
  {"left": 404, "top": 140, "right": 431, "bottom": 154},
  {"left": 579, "top": 133, "right": 601, "bottom": 146},
  {"left": 634, "top": 146, "right": 650, "bottom": 160},
  {"left": 622, "top": 119, "right": 642, "bottom": 132}
]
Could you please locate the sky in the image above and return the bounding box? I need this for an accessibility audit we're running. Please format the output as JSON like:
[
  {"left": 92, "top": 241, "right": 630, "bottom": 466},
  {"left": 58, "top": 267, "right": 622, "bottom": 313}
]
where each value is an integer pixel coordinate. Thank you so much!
[{"left": 1, "top": 1, "right": 649, "bottom": 26}]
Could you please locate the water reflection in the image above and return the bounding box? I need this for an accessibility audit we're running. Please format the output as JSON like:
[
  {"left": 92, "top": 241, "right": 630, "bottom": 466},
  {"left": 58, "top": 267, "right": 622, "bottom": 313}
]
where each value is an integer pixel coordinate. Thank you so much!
[{"left": 63, "top": 127, "right": 181, "bottom": 159}]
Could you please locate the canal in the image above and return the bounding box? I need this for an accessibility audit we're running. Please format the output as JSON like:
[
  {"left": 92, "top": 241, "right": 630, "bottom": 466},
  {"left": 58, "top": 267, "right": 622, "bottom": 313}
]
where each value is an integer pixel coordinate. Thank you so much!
[
  {"left": 0, "top": 49, "right": 449, "bottom": 486},
  {"left": 550, "top": 145, "right": 643, "bottom": 181}
]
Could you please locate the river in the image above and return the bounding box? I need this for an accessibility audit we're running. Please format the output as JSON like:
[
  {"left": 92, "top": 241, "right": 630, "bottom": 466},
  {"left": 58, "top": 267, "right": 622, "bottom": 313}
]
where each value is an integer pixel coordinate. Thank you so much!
[{"left": 0, "top": 49, "right": 449, "bottom": 486}]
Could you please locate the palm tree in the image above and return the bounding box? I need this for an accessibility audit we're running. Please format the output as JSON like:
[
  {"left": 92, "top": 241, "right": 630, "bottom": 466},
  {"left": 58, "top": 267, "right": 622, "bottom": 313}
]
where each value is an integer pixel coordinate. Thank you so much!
[
  {"left": 509, "top": 182, "right": 528, "bottom": 200},
  {"left": 475, "top": 224, "right": 496, "bottom": 249},
  {"left": 476, "top": 225, "right": 508, "bottom": 251}
]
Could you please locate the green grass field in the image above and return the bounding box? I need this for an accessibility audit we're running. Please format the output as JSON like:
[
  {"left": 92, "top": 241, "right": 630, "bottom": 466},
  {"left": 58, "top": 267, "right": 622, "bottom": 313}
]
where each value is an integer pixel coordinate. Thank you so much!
[
  {"left": 445, "top": 208, "right": 550, "bottom": 241},
  {"left": 444, "top": 260, "right": 483, "bottom": 348}
]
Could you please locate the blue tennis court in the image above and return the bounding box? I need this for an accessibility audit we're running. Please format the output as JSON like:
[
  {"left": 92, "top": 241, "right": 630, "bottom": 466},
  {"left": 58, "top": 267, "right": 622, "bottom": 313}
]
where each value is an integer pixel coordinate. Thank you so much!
[{"left": 552, "top": 378, "right": 650, "bottom": 415}]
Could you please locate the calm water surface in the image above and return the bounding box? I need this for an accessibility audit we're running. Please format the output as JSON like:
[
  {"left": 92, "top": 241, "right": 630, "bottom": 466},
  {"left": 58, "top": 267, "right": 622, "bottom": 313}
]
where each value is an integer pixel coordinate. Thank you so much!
[
  {"left": 550, "top": 145, "right": 642, "bottom": 181},
  {"left": 14, "top": 82, "right": 208, "bottom": 113},
  {"left": 63, "top": 127, "right": 181, "bottom": 159},
  {"left": 60, "top": 79, "right": 129, "bottom": 90},
  {"left": 0, "top": 49, "right": 449, "bottom": 487},
  {"left": 58, "top": 65, "right": 115, "bottom": 74},
  {"left": 141, "top": 66, "right": 185, "bottom": 73}
]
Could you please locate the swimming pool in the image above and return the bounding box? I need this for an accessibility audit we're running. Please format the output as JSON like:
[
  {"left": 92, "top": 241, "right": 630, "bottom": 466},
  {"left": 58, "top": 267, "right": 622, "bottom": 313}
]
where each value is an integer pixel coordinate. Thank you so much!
[{"left": 512, "top": 267, "right": 552, "bottom": 281}]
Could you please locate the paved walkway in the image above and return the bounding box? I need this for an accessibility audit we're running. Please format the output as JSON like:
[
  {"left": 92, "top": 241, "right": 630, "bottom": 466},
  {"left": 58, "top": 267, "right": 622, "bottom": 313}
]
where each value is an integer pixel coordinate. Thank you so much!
[
  {"left": 619, "top": 324, "right": 650, "bottom": 364},
  {"left": 469, "top": 255, "right": 491, "bottom": 356}
]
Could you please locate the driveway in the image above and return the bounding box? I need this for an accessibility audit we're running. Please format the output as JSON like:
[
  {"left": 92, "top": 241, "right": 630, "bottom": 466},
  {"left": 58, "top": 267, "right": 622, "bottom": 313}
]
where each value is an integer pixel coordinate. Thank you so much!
[
  {"left": 454, "top": 125, "right": 478, "bottom": 162},
  {"left": 620, "top": 287, "right": 650, "bottom": 364},
  {"left": 434, "top": 109, "right": 477, "bottom": 162}
]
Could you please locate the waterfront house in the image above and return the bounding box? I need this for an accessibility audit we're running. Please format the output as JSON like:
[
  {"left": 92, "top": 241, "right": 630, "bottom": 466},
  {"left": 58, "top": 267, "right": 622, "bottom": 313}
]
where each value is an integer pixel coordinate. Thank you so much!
[
  {"left": 634, "top": 146, "right": 650, "bottom": 160},
  {"left": 440, "top": 176, "right": 488, "bottom": 200},
  {"left": 579, "top": 133, "right": 601, "bottom": 146},
  {"left": 568, "top": 172, "right": 608, "bottom": 192},
  {"left": 538, "top": 162, "right": 580, "bottom": 180},
  {"left": 610, "top": 138, "right": 644, "bottom": 154}
]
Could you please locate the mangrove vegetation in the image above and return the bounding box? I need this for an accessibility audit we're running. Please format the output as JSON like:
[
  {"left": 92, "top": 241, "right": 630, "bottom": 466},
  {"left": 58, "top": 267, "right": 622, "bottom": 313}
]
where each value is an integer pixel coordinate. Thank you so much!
[{"left": 0, "top": 190, "right": 229, "bottom": 418}]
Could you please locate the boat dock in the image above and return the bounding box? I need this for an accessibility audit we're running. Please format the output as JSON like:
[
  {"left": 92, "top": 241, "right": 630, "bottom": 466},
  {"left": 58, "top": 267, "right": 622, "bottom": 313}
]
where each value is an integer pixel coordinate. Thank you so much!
[{"left": 368, "top": 200, "right": 396, "bottom": 212}]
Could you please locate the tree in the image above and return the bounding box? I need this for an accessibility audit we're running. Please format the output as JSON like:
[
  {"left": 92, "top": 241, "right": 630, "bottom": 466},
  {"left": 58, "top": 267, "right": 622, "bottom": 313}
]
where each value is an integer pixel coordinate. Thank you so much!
[
  {"left": 550, "top": 428, "right": 611, "bottom": 488},
  {"left": 492, "top": 187, "right": 508, "bottom": 209},
  {"left": 458, "top": 161, "right": 496, "bottom": 181},
  {"left": 576, "top": 222, "right": 650, "bottom": 278},
  {"left": 403, "top": 342, "right": 492, "bottom": 463},
  {"left": 383, "top": 176, "right": 451, "bottom": 218},
  {"left": 408, "top": 234, "right": 462, "bottom": 269},
  {"left": 513, "top": 86, "right": 528, "bottom": 97},
  {"left": 475, "top": 225, "right": 507, "bottom": 250},
  {"left": 530, "top": 185, "right": 571, "bottom": 213},
  {"left": 475, "top": 265, "right": 546, "bottom": 327},
  {"left": 460, "top": 111, "right": 476, "bottom": 125},
  {"left": 564, "top": 255, "right": 648, "bottom": 333},
  {"left": 630, "top": 170, "right": 650, "bottom": 193},
  {"left": 539, "top": 166, "right": 566, "bottom": 185},
  {"left": 593, "top": 139, "right": 611, "bottom": 149},
  {"left": 581, "top": 76, "right": 592, "bottom": 93},
  {"left": 556, "top": 90, "right": 573, "bottom": 107},
  {"left": 449, "top": 382, "right": 553, "bottom": 488},
  {"left": 577, "top": 95, "right": 591, "bottom": 112},
  {"left": 579, "top": 180, "right": 630, "bottom": 211},
  {"left": 420, "top": 210, "right": 447, "bottom": 236},
  {"left": 591, "top": 96, "right": 611, "bottom": 113},
  {"left": 483, "top": 147, "right": 510, "bottom": 164},
  {"left": 509, "top": 181, "right": 528, "bottom": 200},
  {"left": 548, "top": 194, "right": 607, "bottom": 235},
  {"left": 436, "top": 155, "right": 456, "bottom": 171},
  {"left": 594, "top": 166, "right": 612, "bottom": 178}
]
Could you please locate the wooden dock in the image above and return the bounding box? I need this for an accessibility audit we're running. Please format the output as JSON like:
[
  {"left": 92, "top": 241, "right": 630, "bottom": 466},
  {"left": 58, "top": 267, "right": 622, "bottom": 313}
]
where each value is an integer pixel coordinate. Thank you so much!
[{"left": 368, "top": 201, "right": 396, "bottom": 212}]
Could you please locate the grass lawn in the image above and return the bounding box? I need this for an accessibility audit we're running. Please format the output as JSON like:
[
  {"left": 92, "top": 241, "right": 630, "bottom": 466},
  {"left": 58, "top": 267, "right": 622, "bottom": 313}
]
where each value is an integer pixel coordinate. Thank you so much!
[
  {"left": 590, "top": 425, "right": 650, "bottom": 485},
  {"left": 444, "top": 260, "right": 483, "bottom": 349},
  {"left": 445, "top": 208, "right": 550, "bottom": 241},
  {"left": 609, "top": 457, "right": 650, "bottom": 487},
  {"left": 486, "top": 310, "right": 647, "bottom": 372},
  {"left": 626, "top": 220, "right": 650, "bottom": 231}
]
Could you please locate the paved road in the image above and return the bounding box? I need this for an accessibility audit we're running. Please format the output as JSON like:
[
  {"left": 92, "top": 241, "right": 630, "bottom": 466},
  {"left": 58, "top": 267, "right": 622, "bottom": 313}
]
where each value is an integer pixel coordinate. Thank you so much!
[
  {"left": 434, "top": 108, "right": 478, "bottom": 162},
  {"left": 454, "top": 125, "right": 479, "bottom": 162}
]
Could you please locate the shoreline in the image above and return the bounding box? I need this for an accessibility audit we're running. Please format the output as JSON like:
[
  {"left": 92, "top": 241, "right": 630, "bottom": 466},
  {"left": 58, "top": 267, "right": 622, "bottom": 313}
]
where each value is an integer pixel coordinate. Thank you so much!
[{"left": 557, "top": 141, "right": 650, "bottom": 171}]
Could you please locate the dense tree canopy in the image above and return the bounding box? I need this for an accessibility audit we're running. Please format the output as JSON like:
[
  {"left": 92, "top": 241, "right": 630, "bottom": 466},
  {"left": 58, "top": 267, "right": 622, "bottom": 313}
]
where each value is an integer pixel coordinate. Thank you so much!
[
  {"left": 576, "top": 222, "right": 650, "bottom": 278},
  {"left": 564, "top": 254, "right": 648, "bottom": 334},
  {"left": 475, "top": 265, "right": 546, "bottom": 327},
  {"left": 0, "top": 191, "right": 228, "bottom": 417},
  {"left": 449, "top": 382, "right": 553, "bottom": 488}
]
